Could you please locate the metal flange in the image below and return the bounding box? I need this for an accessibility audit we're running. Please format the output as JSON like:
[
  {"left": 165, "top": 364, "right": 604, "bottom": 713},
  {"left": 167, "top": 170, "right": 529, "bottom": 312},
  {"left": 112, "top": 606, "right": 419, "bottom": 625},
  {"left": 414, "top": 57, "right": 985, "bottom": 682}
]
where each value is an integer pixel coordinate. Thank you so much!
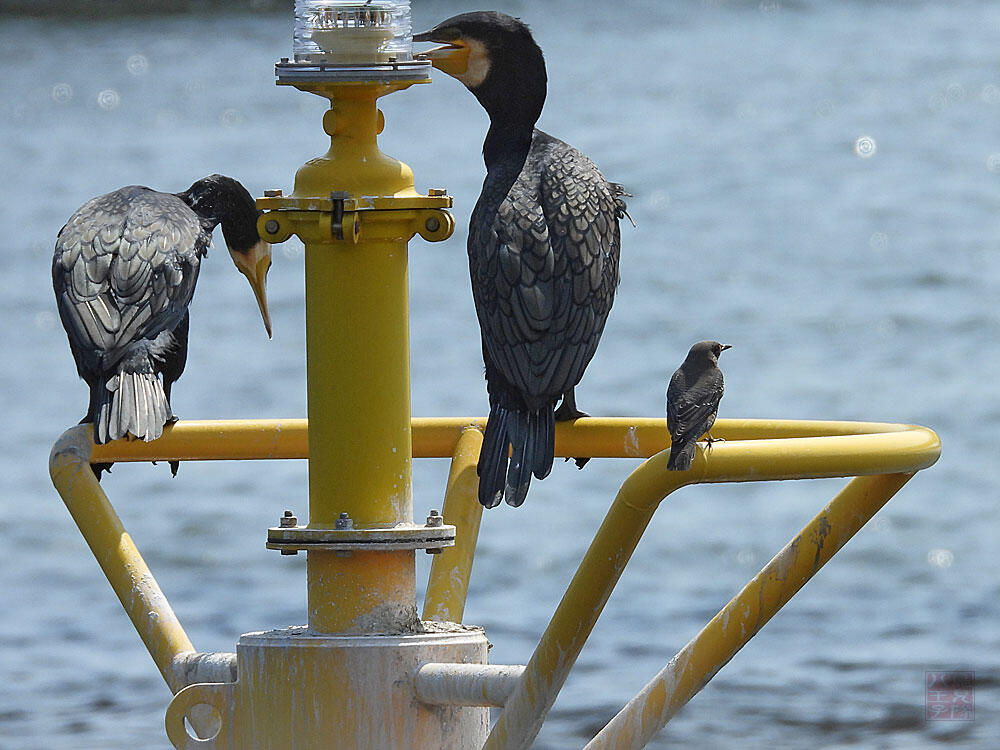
[{"left": 267, "top": 521, "right": 456, "bottom": 553}]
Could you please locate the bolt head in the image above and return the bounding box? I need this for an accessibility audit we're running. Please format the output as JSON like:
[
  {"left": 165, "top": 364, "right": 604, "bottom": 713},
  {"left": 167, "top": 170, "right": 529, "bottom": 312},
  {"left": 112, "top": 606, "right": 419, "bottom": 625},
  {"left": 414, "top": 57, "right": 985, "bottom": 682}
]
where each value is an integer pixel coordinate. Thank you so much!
[
  {"left": 424, "top": 216, "right": 441, "bottom": 233},
  {"left": 428, "top": 188, "right": 447, "bottom": 197},
  {"left": 263, "top": 189, "right": 283, "bottom": 197},
  {"left": 264, "top": 219, "right": 280, "bottom": 234}
]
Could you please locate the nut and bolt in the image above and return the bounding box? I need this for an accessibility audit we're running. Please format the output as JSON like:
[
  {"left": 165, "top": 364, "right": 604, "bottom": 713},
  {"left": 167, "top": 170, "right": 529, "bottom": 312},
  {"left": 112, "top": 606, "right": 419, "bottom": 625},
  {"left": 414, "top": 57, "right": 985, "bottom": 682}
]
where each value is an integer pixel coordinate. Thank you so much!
[
  {"left": 335, "top": 512, "right": 354, "bottom": 530},
  {"left": 264, "top": 219, "right": 280, "bottom": 234},
  {"left": 279, "top": 510, "right": 297, "bottom": 527},
  {"left": 424, "top": 216, "right": 441, "bottom": 233},
  {"left": 263, "top": 188, "right": 283, "bottom": 197},
  {"left": 426, "top": 509, "right": 443, "bottom": 527},
  {"left": 428, "top": 188, "right": 447, "bottom": 196}
]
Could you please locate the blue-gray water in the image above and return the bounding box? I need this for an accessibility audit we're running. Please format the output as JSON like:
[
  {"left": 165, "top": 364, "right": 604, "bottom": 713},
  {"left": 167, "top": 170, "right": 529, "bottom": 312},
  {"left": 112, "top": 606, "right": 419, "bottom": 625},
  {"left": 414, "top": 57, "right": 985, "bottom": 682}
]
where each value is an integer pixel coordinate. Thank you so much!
[{"left": 2, "top": 1, "right": 998, "bottom": 747}]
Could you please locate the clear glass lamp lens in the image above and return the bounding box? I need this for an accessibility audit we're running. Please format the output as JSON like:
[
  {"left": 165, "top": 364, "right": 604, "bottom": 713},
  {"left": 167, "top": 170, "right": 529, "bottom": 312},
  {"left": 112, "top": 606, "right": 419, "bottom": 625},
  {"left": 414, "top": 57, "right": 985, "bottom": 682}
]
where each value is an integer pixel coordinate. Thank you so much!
[{"left": 293, "top": 1, "right": 412, "bottom": 63}]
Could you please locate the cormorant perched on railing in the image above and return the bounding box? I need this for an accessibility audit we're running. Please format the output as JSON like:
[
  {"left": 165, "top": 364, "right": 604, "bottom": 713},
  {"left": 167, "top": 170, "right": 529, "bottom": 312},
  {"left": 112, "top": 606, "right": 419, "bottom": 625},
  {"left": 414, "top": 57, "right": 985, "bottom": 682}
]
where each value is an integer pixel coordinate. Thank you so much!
[
  {"left": 52, "top": 174, "right": 272, "bottom": 478},
  {"left": 415, "top": 13, "right": 628, "bottom": 508}
]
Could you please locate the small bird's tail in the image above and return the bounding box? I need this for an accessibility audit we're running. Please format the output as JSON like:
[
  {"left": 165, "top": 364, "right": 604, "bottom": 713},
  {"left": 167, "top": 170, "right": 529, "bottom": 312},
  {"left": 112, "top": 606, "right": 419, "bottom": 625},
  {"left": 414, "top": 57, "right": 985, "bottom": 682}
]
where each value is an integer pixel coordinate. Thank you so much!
[
  {"left": 93, "top": 349, "right": 171, "bottom": 445},
  {"left": 667, "top": 439, "right": 696, "bottom": 471},
  {"left": 478, "top": 404, "right": 555, "bottom": 508}
]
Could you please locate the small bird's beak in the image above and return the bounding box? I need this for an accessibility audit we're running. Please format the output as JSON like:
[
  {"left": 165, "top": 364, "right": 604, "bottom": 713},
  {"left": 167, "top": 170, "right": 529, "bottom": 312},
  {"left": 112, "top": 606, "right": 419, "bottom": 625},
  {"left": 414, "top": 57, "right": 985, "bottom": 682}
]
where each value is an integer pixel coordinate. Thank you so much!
[
  {"left": 229, "top": 240, "right": 273, "bottom": 339},
  {"left": 413, "top": 30, "right": 470, "bottom": 76},
  {"left": 721, "top": 344, "right": 732, "bottom": 351}
]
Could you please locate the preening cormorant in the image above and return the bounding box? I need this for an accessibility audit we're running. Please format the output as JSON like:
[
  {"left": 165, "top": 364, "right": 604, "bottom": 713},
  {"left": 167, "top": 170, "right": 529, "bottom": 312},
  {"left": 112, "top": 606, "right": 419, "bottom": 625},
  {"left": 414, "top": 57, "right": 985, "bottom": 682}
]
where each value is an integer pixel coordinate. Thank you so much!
[
  {"left": 415, "top": 12, "right": 627, "bottom": 508},
  {"left": 666, "top": 341, "right": 730, "bottom": 471},
  {"left": 53, "top": 174, "right": 272, "bottom": 477}
]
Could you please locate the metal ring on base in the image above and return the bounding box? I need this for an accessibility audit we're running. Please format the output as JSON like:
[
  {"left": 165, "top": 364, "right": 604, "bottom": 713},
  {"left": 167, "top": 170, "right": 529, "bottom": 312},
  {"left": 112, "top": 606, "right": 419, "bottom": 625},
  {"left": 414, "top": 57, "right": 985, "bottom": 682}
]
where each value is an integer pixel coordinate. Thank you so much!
[{"left": 266, "top": 522, "right": 456, "bottom": 552}]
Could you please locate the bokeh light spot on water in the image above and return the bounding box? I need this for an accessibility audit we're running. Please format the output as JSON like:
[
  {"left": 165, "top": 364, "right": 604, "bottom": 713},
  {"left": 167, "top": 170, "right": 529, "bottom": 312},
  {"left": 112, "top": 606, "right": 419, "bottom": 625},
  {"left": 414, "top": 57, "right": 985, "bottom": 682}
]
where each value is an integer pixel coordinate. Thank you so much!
[
  {"left": 126, "top": 54, "right": 149, "bottom": 76},
  {"left": 51, "top": 83, "right": 73, "bottom": 104},
  {"left": 736, "top": 549, "right": 757, "bottom": 566},
  {"left": 648, "top": 190, "right": 671, "bottom": 210},
  {"left": 945, "top": 83, "right": 966, "bottom": 101},
  {"left": 282, "top": 242, "right": 303, "bottom": 260},
  {"left": 987, "top": 154, "right": 1000, "bottom": 174},
  {"left": 928, "top": 92, "right": 947, "bottom": 112},
  {"left": 869, "top": 231, "right": 889, "bottom": 252},
  {"left": 981, "top": 83, "right": 1000, "bottom": 105},
  {"left": 219, "top": 108, "right": 244, "bottom": 127},
  {"left": 854, "top": 135, "right": 877, "bottom": 158},
  {"left": 927, "top": 548, "right": 954, "bottom": 568},
  {"left": 874, "top": 516, "right": 892, "bottom": 532},
  {"left": 758, "top": 0, "right": 780, "bottom": 14},
  {"left": 96, "top": 89, "right": 120, "bottom": 111},
  {"left": 184, "top": 79, "right": 207, "bottom": 98}
]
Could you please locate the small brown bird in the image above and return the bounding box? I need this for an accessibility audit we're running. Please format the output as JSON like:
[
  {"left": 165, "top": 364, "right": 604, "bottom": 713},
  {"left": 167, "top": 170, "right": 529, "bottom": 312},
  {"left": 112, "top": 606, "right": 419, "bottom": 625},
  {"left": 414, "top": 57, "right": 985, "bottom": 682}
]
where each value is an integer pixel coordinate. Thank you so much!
[{"left": 666, "top": 341, "right": 730, "bottom": 471}]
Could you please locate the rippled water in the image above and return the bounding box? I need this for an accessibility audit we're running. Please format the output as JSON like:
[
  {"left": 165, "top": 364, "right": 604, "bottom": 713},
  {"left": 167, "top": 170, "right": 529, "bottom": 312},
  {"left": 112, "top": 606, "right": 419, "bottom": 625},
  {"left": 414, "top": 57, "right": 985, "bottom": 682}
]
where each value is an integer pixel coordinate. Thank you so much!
[{"left": 2, "top": 1, "right": 998, "bottom": 747}]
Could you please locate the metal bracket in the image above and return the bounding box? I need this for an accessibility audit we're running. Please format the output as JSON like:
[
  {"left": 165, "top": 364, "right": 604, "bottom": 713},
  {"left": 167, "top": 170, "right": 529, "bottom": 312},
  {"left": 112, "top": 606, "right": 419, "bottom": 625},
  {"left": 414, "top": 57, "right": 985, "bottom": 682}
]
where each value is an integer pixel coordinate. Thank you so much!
[{"left": 330, "top": 190, "right": 349, "bottom": 240}]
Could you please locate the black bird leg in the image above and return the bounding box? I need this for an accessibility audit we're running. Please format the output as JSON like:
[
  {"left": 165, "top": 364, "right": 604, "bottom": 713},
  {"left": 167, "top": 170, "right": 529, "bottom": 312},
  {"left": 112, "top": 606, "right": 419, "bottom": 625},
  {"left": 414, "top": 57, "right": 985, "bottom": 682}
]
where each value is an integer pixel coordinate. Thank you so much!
[{"left": 555, "top": 388, "right": 591, "bottom": 469}]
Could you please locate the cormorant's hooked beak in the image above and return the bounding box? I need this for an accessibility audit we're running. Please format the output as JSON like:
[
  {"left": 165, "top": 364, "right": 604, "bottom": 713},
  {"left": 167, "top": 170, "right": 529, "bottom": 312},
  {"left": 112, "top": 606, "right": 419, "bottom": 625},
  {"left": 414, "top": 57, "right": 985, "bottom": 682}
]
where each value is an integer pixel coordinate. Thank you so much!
[
  {"left": 413, "top": 30, "right": 471, "bottom": 76},
  {"left": 229, "top": 239, "right": 273, "bottom": 338}
]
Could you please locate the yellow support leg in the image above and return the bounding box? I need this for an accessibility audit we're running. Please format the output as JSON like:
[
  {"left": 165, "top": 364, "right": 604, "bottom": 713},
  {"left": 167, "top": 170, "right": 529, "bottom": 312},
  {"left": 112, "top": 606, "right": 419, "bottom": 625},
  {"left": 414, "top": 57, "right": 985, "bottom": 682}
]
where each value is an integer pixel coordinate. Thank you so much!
[
  {"left": 423, "top": 426, "right": 485, "bottom": 623},
  {"left": 48, "top": 426, "right": 196, "bottom": 693},
  {"left": 582, "top": 472, "right": 914, "bottom": 749}
]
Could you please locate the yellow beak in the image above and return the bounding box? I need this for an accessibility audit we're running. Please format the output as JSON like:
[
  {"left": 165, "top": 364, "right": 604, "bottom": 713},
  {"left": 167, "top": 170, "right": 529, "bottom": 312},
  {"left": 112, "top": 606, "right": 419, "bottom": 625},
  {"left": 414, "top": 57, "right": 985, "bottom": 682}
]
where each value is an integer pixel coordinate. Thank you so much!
[
  {"left": 229, "top": 239, "right": 273, "bottom": 338},
  {"left": 414, "top": 42, "right": 470, "bottom": 77}
]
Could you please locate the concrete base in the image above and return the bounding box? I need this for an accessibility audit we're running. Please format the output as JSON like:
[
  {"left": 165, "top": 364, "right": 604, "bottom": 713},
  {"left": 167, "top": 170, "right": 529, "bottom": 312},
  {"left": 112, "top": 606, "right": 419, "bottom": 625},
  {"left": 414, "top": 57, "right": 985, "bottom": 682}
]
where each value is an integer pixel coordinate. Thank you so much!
[{"left": 167, "top": 622, "right": 489, "bottom": 749}]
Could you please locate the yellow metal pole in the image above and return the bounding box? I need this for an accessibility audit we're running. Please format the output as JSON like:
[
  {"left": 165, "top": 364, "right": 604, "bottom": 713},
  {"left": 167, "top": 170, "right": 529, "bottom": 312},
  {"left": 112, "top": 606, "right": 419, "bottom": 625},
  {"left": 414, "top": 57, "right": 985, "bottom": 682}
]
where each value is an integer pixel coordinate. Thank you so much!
[
  {"left": 48, "top": 426, "right": 196, "bottom": 693},
  {"left": 483, "top": 428, "right": 940, "bottom": 750},
  {"left": 272, "top": 84, "right": 428, "bottom": 635},
  {"left": 423, "top": 426, "right": 485, "bottom": 622},
  {"left": 583, "top": 472, "right": 914, "bottom": 750}
]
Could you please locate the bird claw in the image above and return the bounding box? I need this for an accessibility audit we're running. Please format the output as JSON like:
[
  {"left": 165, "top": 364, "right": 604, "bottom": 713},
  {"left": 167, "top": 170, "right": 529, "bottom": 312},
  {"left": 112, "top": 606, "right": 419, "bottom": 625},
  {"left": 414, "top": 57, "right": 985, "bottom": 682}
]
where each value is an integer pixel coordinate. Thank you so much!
[{"left": 704, "top": 434, "right": 726, "bottom": 449}]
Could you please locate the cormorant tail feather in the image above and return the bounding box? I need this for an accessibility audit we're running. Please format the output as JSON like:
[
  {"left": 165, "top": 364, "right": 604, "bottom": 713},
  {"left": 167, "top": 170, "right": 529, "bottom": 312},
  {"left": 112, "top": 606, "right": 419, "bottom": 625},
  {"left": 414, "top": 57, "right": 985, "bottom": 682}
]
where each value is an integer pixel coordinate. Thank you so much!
[
  {"left": 667, "top": 440, "right": 696, "bottom": 471},
  {"left": 478, "top": 404, "right": 555, "bottom": 508},
  {"left": 94, "top": 351, "right": 170, "bottom": 444}
]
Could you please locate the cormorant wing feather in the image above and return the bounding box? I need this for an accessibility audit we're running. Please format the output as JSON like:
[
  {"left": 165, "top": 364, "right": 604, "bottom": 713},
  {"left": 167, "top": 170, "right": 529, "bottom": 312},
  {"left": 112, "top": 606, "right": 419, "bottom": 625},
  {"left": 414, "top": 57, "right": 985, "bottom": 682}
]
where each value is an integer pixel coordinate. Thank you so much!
[
  {"left": 471, "top": 131, "right": 621, "bottom": 404},
  {"left": 53, "top": 187, "right": 207, "bottom": 372}
]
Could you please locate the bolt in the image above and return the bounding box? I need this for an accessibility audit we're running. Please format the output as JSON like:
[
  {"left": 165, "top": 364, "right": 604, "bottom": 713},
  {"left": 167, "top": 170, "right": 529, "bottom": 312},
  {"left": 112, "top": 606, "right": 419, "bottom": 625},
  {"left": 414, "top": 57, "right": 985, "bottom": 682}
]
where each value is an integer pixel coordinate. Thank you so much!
[
  {"left": 280, "top": 510, "right": 297, "bottom": 527},
  {"left": 335, "top": 512, "right": 353, "bottom": 530},
  {"left": 426, "top": 509, "right": 443, "bottom": 527},
  {"left": 428, "top": 188, "right": 447, "bottom": 197},
  {"left": 426, "top": 547, "right": 443, "bottom": 555},
  {"left": 424, "top": 216, "right": 441, "bottom": 233},
  {"left": 280, "top": 549, "right": 299, "bottom": 556},
  {"left": 280, "top": 57, "right": 289, "bottom": 63},
  {"left": 264, "top": 219, "right": 280, "bottom": 234},
  {"left": 263, "top": 188, "right": 283, "bottom": 197}
]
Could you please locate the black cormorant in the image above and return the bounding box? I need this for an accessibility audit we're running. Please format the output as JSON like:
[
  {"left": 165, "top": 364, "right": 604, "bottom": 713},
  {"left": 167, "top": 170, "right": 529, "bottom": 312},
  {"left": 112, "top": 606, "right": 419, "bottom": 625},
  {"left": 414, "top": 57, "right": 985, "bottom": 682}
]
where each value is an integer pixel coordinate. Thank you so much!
[
  {"left": 666, "top": 341, "right": 730, "bottom": 471},
  {"left": 415, "top": 12, "right": 627, "bottom": 508},
  {"left": 52, "top": 174, "right": 272, "bottom": 477}
]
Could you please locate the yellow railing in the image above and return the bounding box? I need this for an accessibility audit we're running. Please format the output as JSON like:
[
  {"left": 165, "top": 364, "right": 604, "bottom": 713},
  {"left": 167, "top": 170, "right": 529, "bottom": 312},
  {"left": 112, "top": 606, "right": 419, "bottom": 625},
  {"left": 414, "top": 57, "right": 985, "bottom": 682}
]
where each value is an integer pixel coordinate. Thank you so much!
[{"left": 50, "top": 416, "right": 939, "bottom": 749}]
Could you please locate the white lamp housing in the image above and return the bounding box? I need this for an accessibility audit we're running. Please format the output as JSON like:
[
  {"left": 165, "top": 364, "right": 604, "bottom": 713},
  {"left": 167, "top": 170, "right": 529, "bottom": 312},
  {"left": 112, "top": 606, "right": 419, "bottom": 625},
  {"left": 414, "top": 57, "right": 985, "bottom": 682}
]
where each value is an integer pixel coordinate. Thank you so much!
[{"left": 294, "top": 0, "right": 412, "bottom": 64}]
